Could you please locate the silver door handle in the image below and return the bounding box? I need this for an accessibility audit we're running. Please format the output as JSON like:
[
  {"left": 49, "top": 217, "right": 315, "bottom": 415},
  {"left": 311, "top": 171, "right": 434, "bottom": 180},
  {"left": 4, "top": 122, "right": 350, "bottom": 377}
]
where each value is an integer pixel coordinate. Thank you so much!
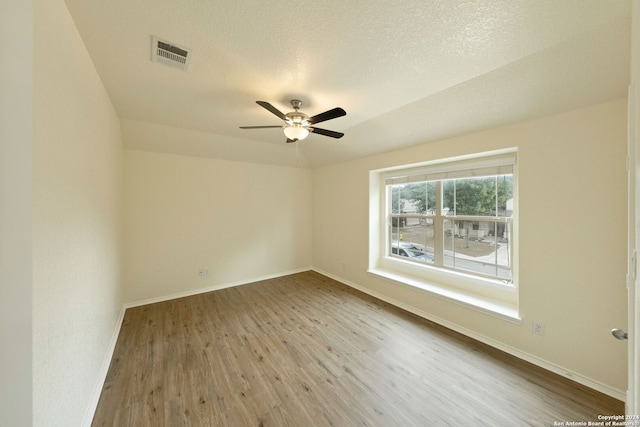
[{"left": 611, "top": 328, "right": 628, "bottom": 340}]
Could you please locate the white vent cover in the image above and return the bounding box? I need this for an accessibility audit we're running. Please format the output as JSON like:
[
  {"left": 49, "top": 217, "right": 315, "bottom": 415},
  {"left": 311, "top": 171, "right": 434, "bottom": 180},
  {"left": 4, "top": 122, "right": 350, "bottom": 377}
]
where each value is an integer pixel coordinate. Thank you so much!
[{"left": 151, "top": 36, "right": 191, "bottom": 71}]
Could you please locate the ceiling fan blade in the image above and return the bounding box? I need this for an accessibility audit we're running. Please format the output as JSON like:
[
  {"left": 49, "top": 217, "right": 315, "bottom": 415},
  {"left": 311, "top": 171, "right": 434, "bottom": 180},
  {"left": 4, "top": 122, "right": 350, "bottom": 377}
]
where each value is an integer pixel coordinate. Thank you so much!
[
  {"left": 239, "top": 125, "right": 282, "bottom": 129},
  {"left": 256, "top": 101, "right": 288, "bottom": 121},
  {"left": 310, "top": 127, "right": 344, "bottom": 139},
  {"left": 308, "top": 107, "right": 346, "bottom": 125}
]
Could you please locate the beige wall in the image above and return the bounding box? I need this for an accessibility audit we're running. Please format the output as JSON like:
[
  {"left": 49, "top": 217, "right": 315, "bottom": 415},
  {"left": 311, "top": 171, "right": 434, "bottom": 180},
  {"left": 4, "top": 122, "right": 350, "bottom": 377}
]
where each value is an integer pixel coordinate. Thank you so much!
[
  {"left": 123, "top": 150, "right": 312, "bottom": 303},
  {"left": 313, "top": 98, "right": 628, "bottom": 396},
  {"left": 0, "top": 1, "right": 33, "bottom": 426},
  {"left": 33, "top": 0, "right": 124, "bottom": 425}
]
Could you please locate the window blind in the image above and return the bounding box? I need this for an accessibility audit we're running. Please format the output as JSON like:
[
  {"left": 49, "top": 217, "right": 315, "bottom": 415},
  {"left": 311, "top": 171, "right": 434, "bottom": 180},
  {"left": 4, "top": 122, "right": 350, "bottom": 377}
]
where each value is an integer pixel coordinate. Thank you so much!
[{"left": 384, "top": 155, "right": 516, "bottom": 186}]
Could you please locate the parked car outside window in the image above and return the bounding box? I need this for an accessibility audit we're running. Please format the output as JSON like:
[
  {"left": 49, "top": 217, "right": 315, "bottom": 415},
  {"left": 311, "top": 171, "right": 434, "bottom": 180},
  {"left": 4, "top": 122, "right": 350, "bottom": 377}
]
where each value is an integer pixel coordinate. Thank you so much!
[{"left": 391, "top": 241, "right": 434, "bottom": 262}]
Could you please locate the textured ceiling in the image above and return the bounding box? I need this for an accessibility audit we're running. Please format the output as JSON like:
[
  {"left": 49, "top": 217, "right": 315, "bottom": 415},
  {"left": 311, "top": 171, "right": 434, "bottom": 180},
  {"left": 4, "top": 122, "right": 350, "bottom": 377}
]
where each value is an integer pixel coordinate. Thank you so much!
[{"left": 64, "top": 0, "right": 632, "bottom": 168}]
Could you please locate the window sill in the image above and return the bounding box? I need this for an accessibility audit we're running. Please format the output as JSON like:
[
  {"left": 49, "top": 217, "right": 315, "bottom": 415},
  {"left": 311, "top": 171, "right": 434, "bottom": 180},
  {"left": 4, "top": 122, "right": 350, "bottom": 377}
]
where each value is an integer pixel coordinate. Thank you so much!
[{"left": 367, "top": 267, "right": 521, "bottom": 323}]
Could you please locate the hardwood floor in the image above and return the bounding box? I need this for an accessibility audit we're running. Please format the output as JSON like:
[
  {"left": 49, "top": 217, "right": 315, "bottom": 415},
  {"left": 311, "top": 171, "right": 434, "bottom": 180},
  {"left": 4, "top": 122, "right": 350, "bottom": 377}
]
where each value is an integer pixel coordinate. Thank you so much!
[{"left": 92, "top": 271, "right": 623, "bottom": 426}]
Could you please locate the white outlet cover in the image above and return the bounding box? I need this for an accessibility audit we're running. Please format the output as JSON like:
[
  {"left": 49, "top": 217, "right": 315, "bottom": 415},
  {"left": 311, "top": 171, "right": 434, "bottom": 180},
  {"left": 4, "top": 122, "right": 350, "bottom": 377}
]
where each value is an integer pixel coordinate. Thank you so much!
[{"left": 532, "top": 321, "right": 545, "bottom": 336}]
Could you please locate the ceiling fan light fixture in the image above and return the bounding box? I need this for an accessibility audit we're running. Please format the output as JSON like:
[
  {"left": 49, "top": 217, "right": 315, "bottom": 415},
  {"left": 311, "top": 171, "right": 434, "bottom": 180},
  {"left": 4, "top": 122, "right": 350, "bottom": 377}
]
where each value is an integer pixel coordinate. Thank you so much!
[{"left": 284, "top": 123, "right": 309, "bottom": 140}]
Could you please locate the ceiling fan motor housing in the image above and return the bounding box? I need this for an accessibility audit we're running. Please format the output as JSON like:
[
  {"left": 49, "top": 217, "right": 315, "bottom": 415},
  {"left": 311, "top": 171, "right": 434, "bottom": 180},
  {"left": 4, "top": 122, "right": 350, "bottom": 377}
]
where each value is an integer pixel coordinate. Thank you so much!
[
  {"left": 286, "top": 100, "right": 309, "bottom": 125},
  {"left": 286, "top": 111, "right": 309, "bottom": 125}
]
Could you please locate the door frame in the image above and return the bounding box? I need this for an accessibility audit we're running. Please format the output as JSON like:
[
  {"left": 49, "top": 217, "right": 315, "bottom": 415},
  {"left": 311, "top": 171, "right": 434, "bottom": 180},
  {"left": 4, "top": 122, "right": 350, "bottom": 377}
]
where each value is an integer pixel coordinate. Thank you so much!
[
  {"left": 629, "top": 1, "right": 640, "bottom": 415},
  {"left": 628, "top": 81, "right": 638, "bottom": 415}
]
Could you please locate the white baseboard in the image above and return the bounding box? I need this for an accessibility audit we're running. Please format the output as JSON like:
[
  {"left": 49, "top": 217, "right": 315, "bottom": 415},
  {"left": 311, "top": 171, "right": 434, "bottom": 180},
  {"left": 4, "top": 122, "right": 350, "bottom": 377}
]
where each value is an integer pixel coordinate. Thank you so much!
[
  {"left": 81, "top": 304, "right": 127, "bottom": 427},
  {"left": 124, "top": 267, "right": 312, "bottom": 309},
  {"left": 312, "top": 267, "right": 626, "bottom": 402}
]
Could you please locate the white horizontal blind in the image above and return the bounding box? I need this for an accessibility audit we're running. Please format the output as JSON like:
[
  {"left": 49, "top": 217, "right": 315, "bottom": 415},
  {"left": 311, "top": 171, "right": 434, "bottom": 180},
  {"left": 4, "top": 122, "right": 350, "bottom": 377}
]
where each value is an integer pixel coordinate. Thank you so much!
[{"left": 385, "top": 154, "right": 515, "bottom": 186}]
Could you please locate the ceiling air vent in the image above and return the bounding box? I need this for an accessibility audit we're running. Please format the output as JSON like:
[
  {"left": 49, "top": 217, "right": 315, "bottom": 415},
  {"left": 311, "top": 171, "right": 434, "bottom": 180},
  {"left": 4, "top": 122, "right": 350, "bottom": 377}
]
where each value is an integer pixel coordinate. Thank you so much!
[{"left": 151, "top": 36, "right": 191, "bottom": 71}]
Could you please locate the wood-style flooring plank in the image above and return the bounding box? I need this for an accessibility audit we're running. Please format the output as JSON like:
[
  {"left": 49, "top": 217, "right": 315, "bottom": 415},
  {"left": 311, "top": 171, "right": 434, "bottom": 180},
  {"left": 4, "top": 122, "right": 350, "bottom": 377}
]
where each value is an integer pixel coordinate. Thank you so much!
[{"left": 92, "top": 271, "right": 624, "bottom": 426}]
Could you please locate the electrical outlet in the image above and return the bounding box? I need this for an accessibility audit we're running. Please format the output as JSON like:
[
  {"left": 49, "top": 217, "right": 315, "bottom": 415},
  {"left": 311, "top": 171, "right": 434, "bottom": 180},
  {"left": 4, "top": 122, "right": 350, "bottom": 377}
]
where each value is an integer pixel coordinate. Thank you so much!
[
  {"left": 198, "top": 268, "right": 209, "bottom": 277},
  {"left": 532, "top": 320, "right": 545, "bottom": 336}
]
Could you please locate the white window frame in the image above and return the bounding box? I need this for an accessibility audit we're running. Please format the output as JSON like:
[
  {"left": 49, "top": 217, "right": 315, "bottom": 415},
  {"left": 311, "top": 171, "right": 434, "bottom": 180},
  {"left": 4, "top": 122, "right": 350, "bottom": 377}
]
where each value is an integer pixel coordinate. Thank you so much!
[{"left": 368, "top": 149, "right": 520, "bottom": 321}]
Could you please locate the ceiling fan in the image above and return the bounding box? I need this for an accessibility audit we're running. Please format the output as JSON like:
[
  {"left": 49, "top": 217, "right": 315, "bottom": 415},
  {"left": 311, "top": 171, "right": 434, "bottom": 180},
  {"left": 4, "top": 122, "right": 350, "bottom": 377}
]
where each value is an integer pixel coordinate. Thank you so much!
[{"left": 240, "top": 100, "right": 346, "bottom": 143}]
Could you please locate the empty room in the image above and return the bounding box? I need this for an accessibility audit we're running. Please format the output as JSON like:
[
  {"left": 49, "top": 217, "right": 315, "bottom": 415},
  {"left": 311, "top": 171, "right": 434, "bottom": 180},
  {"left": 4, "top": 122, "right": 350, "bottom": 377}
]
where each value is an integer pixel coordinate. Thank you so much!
[{"left": 3, "top": 0, "right": 640, "bottom": 426}]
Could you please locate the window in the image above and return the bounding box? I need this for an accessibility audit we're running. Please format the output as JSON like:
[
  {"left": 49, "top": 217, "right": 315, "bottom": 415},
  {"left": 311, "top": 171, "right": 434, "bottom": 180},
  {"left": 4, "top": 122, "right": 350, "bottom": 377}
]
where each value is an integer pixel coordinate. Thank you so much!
[
  {"left": 369, "top": 150, "right": 518, "bottom": 320},
  {"left": 388, "top": 174, "right": 513, "bottom": 281}
]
